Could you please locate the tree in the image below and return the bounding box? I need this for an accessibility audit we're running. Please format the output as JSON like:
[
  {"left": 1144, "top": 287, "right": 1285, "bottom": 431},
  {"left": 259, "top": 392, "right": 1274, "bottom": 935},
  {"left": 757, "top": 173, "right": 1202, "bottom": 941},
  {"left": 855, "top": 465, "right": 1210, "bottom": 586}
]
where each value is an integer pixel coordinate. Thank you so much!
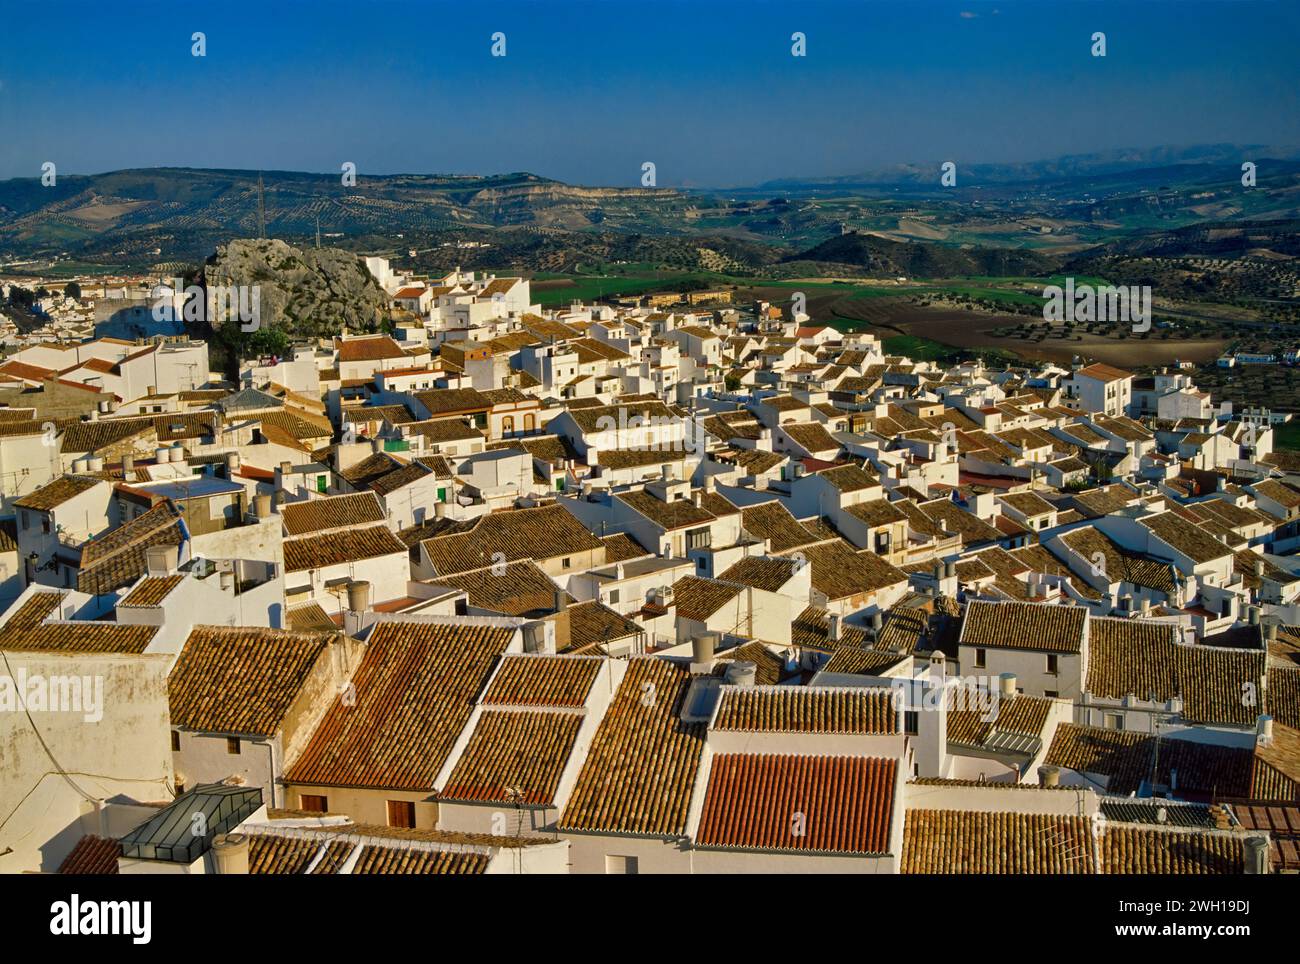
[{"left": 64, "top": 281, "right": 82, "bottom": 300}]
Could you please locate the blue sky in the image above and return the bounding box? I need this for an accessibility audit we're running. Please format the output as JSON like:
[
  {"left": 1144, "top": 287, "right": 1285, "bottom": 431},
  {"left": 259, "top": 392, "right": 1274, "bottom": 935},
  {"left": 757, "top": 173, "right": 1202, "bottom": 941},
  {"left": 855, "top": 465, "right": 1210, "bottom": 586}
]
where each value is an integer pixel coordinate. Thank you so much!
[{"left": 0, "top": 0, "right": 1296, "bottom": 186}]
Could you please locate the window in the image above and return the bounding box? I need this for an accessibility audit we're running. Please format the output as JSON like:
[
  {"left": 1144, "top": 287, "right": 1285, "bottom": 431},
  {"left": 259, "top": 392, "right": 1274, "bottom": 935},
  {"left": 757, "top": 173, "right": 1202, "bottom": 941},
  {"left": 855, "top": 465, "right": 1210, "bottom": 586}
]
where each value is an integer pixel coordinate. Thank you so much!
[
  {"left": 1045, "top": 690, "right": 1059, "bottom": 699},
  {"left": 1104, "top": 713, "right": 1124, "bottom": 731},
  {"left": 562, "top": 557, "right": 572, "bottom": 569},
  {"left": 605, "top": 855, "right": 639, "bottom": 875},
  {"left": 1046, "top": 654, "right": 1059, "bottom": 675},
  {"left": 502, "top": 416, "right": 514, "bottom": 435},
  {"left": 300, "top": 794, "right": 328, "bottom": 813},
  {"left": 42, "top": 517, "right": 50, "bottom": 535},
  {"left": 974, "top": 648, "right": 986, "bottom": 668},
  {"left": 387, "top": 800, "right": 416, "bottom": 829},
  {"left": 170, "top": 730, "right": 180, "bottom": 751},
  {"left": 608, "top": 589, "right": 620, "bottom": 605},
  {"left": 686, "top": 527, "right": 711, "bottom": 551},
  {"left": 226, "top": 737, "right": 241, "bottom": 755},
  {"left": 904, "top": 711, "right": 919, "bottom": 735}
]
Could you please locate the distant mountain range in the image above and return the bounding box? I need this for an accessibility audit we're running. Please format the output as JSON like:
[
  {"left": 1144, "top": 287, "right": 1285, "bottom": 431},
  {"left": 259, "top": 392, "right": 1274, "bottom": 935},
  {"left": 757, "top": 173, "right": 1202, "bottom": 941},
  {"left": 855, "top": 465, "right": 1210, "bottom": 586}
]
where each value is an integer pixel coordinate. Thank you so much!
[
  {"left": 751, "top": 143, "right": 1300, "bottom": 193},
  {"left": 0, "top": 144, "right": 1296, "bottom": 276}
]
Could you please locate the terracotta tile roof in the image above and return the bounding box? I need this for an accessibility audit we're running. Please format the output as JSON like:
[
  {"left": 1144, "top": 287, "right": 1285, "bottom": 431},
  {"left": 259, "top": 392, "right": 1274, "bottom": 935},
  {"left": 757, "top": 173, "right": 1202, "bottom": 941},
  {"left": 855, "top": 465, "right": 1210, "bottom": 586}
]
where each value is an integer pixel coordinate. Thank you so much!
[
  {"left": 438, "top": 559, "right": 565, "bottom": 617},
  {"left": 564, "top": 601, "right": 643, "bottom": 653},
  {"left": 336, "top": 335, "right": 407, "bottom": 363},
  {"left": 441, "top": 709, "right": 583, "bottom": 805},
  {"left": 617, "top": 489, "right": 716, "bottom": 530},
  {"left": 350, "top": 846, "right": 488, "bottom": 874},
  {"left": 961, "top": 599, "right": 1087, "bottom": 654},
  {"left": 600, "top": 532, "right": 649, "bottom": 562},
  {"left": 817, "top": 463, "right": 878, "bottom": 493},
  {"left": 1234, "top": 803, "right": 1300, "bottom": 871},
  {"left": 412, "top": 387, "right": 492, "bottom": 416},
  {"left": 1252, "top": 722, "right": 1300, "bottom": 800},
  {"left": 1268, "top": 667, "right": 1300, "bottom": 730},
  {"left": 12, "top": 475, "right": 103, "bottom": 511},
  {"left": 1099, "top": 826, "right": 1245, "bottom": 874},
  {"left": 844, "top": 498, "right": 907, "bottom": 528},
  {"left": 798, "top": 540, "right": 908, "bottom": 601},
  {"left": 916, "top": 499, "right": 1003, "bottom": 546},
  {"left": 670, "top": 575, "right": 744, "bottom": 621},
  {"left": 1076, "top": 362, "right": 1132, "bottom": 383},
  {"left": 559, "top": 657, "right": 705, "bottom": 836},
  {"left": 903, "top": 810, "right": 1096, "bottom": 874},
  {"left": 1006, "top": 543, "right": 1094, "bottom": 601},
  {"left": 247, "top": 834, "right": 352, "bottom": 874},
  {"left": 947, "top": 694, "right": 1053, "bottom": 748},
  {"left": 782, "top": 421, "right": 840, "bottom": 454},
  {"left": 281, "top": 492, "right": 386, "bottom": 536},
  {"left": 740, "top": 501, "right": 819, "bottom": 553},
  {"left": 1045, "top": 723, "right": 1255, "bottom": 797},
  {"left": 1139, "top": 511, "right": 1233, "bottom": 565},
  {"left": 119, "top": 574, "right": 185, "bottom": 607},
  {"left": 482, "top": 653, "right": 602, "bottom": 707},
  {"left": 823, "top": 644, "right": 909, "bottom": 676},
  {"left": 712, "top": 686, "right": 897, "bottom": 734},
  {"left": 283, "top": 525, "right": 407, "bottom": 572},
  {"left": 286, "top": 602, "right": 338, "bottom": 633},
  {"left": 168, "top": 626, "right": 335, "bottom": 736},
  {"left": 57, "top": 835, "right": 121, "bottom": 874},
  {"left": 0, "top": 620, "right": 157, "bottom": 654},
  {"left": 1087, "top": 619, "right": 1265, "bottom": 726},
  {"left": 257, "top": 409, "right": 331, "bottom": 442},
  {"left": 422, "top": 504, "right": 602, "bottom": 576},
  {"left": 1251, "top": 478, "right": 1300, "bottom": 510},
  {"left": 696, "top": 754, "right": 897, "bottom": 855},
  {"left": 407, "top": 419, "right": 484, "bottom": 445},
  {"left": 0, "top": 591, "right": 64, "bottom": 631},
  {"left": 285, "top": 620, "right": 514, "bottom": 790},
  {"left": 77, "top": 502, "right": 187, "bottom": 596},
  {"left": 341, "top": 451, "right": 407, "bottom": 489},
  {"left": 718, "top": 556, "right": 798, "bottom": 592},
  {"left": 1059, "top": 527, "right": 1178, "bottom": 595},
  {"left": 791, "top": 605, "right": 872, "bottom": 652}
]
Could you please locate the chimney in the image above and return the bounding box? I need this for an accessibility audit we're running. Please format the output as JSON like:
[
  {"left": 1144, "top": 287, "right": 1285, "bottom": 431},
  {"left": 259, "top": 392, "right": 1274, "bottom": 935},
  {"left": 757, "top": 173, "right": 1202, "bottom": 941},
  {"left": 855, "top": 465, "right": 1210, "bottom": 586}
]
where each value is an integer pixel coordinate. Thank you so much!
[
  {"left": 225, "top": 451, "right": 241, "bottom": 476},
  {"left": 692, "top": 491, "right": 702, "bottom": 508},
  {"left": 1248, "top": 606, "right": 1260, "bottom": 626},
  {"left": 1257, "top": 714, "right": 1274, "bottom": 748},
  {"left": 915, "top": 659, "right": 949, "bottom": 778},
  {"left": 211, "top": 833, "right": 249, "bottom": 874},
  {"left": 1243, "top": 836, "right": 1270, "bottom": 874},
  {"left": 691, "top": 632, "right": 717, "bottom": 674},
  {"left": 279, "top": 460, "right": 293, "bottom": 479},
  {"left": 1255, "top": 558, "right": 1266, "bottom": 578},
  {"left": 828, "top": 613, "right": 842, "bottom": 643},
  {"left": 145, "top": 545, "right": 172, "bottom": 577},
  {"left": 1037, "top": 765, "right": 1061, "bottom": 788},
  {"left": 121, "top": 455, "right": 135, "bottom": 478},
  {"left": 553, "top": 588, "right": 566, "bottom": 614},
  {"left": 347, "top": 580, "right": 371, "bottom": 613},
  {"left": 999, "top": 672, "right": 1017, "bottom": 699},
  {"left": 254, "top": 493, "right": 273, "bottom": 519}
]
